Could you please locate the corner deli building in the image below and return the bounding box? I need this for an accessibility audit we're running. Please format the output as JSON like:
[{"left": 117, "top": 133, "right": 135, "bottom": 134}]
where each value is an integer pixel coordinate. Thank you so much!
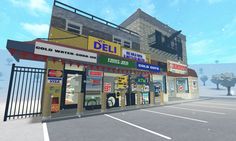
[{"left": 4, "top": 1, "right": 198, "bottom": 121}]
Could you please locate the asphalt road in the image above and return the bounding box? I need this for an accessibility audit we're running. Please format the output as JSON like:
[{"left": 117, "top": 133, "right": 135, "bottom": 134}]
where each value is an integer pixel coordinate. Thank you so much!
[{"left": 46, "top": 98, "right": 236, "bottom": 141}]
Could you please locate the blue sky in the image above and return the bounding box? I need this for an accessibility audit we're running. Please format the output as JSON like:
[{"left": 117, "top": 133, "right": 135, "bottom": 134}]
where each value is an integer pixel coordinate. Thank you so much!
[{"left": 1, "top": 0, "right": 236, "bottom": 64}]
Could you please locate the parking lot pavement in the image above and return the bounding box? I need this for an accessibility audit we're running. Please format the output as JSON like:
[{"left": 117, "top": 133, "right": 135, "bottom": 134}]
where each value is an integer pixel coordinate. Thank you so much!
[{"left": 46, "top": 98, "right": 236, "bottom": 141}]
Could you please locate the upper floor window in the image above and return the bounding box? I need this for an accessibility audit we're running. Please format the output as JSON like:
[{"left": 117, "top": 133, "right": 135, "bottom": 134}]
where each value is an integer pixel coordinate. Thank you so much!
[
  {"left": 66, "top": 20, "right": 82, "bottom": 35},
  {"left": 113, "top": 36, "right": 132, "bottom": 48}
]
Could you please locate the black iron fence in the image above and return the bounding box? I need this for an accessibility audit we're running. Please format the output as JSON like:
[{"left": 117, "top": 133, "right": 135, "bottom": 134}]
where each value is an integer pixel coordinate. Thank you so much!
[{"left": 4, "top": 64, "right": 46, "bottom": 121}]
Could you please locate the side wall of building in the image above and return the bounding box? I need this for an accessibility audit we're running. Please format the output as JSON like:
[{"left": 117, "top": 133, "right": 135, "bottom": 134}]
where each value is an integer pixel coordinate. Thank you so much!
[{"left": 123, "top": 18, "right": 187, "bottom": 65}]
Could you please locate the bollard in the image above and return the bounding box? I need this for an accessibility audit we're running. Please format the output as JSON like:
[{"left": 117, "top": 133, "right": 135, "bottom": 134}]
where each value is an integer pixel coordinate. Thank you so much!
[
  {"left": 101, "top": 92, "right": 106, "bottom": 112},
  {"left": 77, "top": 92, "right": 84, "bottom": 117}
]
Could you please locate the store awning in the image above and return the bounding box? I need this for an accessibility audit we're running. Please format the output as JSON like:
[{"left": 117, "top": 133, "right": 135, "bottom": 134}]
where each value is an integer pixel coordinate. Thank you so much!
[{"left": 167, "top": 68, "right": 197, "bottom": 77}]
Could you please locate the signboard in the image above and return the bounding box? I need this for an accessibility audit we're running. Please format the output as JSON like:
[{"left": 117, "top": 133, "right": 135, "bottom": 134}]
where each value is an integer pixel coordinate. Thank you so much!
[
  {"left": 98, "top": 55, "right": 136, "bottom": 68},
  {"left": 167, "top": 60, "right": 188, "bottom": 74},
  {"left": 35, "top": 41, "right": 97, "bottom": 63},
  {"left": 48, "top": 69, "right": 63, "bottom": 78},
  {"left": 117, "top": 76, "right": 128, "bottom": 89},
  {"left": 47, "top": 77, "right": 62, "bottom": 84},
  {"left": 137, "top": 62, "right": 160, "bottom": 73},
  {"left": 104, "top": 83, "right": 112, "bottom": 93},
  {"left": 88, "top": 36, "right": 121, "bottom": 56},
  {"left": 136, "top": 76, "right": 147, "bottom": 85},
  {"left": 88, "top": 70, "right": 103, "bottom": 77},
  {"left": 122, "top": 48, "right": 146, "bottom": 62}
]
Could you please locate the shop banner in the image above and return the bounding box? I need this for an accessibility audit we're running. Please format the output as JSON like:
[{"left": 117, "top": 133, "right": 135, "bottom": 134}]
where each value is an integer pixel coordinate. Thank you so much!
[
  {"left": 104, "top": 83, "right": 112, "bottom": 93},
  {"left": 137, "top": 62, "right": 160, "bottom": 73},
  {"left": 98, "top": 55, "right": 136, "bottom": 68},
  {"left": 88, "top": 36, "right": 121, "bottom": 56},
  {"left": 167, "top": 60, "right": 188, "bottom": 74},
  {"left": 122, "top": 48, "right": 146, "bottom": 62},
  {"left": 88, "top": 70, "right": 103, "bottom": 77},
  {"left": 35, "top": 41, "right": 97, "bottom": 63}
]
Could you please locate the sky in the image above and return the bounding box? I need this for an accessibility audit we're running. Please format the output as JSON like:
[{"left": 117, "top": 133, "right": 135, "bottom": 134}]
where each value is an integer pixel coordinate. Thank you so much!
[{"left": 1, "top": 0, "right": 236, "bottom": 64}]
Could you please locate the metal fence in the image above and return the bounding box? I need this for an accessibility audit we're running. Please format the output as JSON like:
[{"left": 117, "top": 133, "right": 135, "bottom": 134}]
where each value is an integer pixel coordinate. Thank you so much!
[{"left": 4, "top": 64, "right": 46, "bottom": 121}]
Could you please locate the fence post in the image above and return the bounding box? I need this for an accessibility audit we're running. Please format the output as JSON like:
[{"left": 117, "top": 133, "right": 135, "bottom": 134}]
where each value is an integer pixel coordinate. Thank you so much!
[{"left": 3, "top": 64, "right": 15, "bottom": 121}]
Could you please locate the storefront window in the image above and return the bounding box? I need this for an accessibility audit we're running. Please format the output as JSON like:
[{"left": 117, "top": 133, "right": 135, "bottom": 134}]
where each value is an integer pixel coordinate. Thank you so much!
[
  {"left": 176, "top": 78, "right": 189, "bottom": 93},
  {"left": 65, "top": 74, "right": 82, "bottom": 105}
]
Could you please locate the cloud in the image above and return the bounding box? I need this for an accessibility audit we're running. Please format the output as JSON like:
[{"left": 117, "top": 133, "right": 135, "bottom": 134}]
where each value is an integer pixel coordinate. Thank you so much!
[
  {"left": 9, "top": 0, "right": 50, "bottom": 15},
  {"left": 188, "top": 39, "right": 213, "bottom": 55},
  {"left": 21, "top": 23, "right": 49, "bottom": 37},
  {"left": 222, "top": 17, "right": 236, "bottom": 38}
]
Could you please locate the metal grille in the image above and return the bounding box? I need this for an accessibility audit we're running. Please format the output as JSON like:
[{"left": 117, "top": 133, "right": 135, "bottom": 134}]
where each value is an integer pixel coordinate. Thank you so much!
[{"left": 4, "top": 64, "right": 46, "bottom": 121}]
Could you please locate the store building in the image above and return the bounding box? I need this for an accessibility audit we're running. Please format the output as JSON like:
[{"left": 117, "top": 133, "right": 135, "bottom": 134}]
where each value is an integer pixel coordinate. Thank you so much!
[{"left": 4, "top": 1, "right": 198, "bottom": 121}]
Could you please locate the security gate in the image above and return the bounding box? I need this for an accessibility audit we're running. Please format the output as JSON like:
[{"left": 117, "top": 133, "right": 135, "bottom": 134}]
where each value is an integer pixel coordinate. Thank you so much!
[{"left": 4, "top": 64, "right": 46, "bottom": 121}]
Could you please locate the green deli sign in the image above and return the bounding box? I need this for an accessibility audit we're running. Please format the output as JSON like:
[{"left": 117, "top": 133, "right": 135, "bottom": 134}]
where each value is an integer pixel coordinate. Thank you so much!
[{"left": 98, "top": 55, "right": 136, "bottom": 68}]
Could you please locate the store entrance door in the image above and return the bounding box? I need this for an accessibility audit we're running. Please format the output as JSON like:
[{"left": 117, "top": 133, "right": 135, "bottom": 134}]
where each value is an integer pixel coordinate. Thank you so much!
[{"left": 61, "top": 70, "right": 86, "bottom": 109}]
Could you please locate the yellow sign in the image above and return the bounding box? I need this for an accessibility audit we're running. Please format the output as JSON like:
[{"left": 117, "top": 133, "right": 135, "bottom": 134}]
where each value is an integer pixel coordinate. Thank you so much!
[
  {"left": 88, "top": 36, "right": 121, "bottom": 56},
  {"left": 117, "top": 76, "right": 128, "bottom": 89}
]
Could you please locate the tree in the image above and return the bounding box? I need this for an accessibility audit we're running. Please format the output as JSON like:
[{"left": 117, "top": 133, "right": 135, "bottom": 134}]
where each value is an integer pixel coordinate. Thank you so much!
[
  {"left": 199, "top": 68, "right": 203, "bottom": 75},
  {"left": 219, "top": 73, "right": 236, "bottom": 96},
  {"left": 215, "top": 60, "right": 219, "bottom": 64},
  {"left": 200, "top": 75, "right": 208, "bottom": 86},
  {"left": 211, "top": 74, "right": 221, "bottom": 90}
]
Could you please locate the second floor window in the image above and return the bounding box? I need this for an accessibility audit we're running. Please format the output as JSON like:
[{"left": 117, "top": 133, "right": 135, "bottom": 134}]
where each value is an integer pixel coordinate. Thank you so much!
[
  {"left": 66, "top": 20, "right": 82, "bottom": 35},
  {"left": 113, "top": 36, "right": 132, "bottom": 48}
]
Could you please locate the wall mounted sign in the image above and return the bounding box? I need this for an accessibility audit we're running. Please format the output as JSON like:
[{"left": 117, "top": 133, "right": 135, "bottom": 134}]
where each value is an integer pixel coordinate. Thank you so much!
[
  {"left": 122, "top": 48, "right": 146, "bottom": 62},
  {"left": 136, "top": 76, "right": 147, "bottom": 85},
  {"left": 88, "top": 36, "right": 121, "bottom": 56},
  {"left": 98, "top": 55, "right": 136, "bottom": 68},
  {"left": 48, "top": 69, "right": 63, "bottom": 78},
  {"left": 167, "top": 60, "right": 187, "bottom": 74},
  {"left": 104, "top": 83, "right": 112, "bottom": 93},
  {"left": 88, "top": 70, "right": 103, "bottom": 77},
  {"left": 137, "top": 62, "right": 160, "bottom": 73},
  {"left": 47, "top": 77, "right": 63, "bottom": 84},
  {"left": 117, "top": 76, "right": 128, "bottom": 89},
  {"left": 35, "top": 41, "right": 97, "bottom": 63}
]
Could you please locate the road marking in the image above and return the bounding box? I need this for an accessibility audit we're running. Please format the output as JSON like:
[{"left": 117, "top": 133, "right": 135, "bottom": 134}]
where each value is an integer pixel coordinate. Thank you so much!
[
  {"left": 43, "top": 123, "right": 50, "bottom": 141},
  {"left": 104, "top": 114, "right": 172, "bottom": 140},
  {"left": 193, "top": 102, "right": 236, "bottom": 107},
  {"left": 182, "top": 103, "right": 236, "bottom": 110},
  {"left": 166, "top": 106, "right": 226, "bottom": 115},
  {"left": 141, "top": 109, "right": 208, "bottom": 123}
]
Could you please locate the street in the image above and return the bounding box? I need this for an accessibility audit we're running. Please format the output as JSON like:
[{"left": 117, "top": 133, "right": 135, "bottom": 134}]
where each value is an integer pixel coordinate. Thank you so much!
[{"left": 46, "top": 98, "right": 236, "bottom": 141}]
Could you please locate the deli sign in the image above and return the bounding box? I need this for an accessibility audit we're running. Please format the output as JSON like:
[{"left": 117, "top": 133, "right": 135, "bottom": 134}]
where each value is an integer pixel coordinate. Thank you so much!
[
  {"left": 88, "top": 36, "right": 121, "bottom": 56},
  {"left": 34, "top": 42, "right": 97, "bottom": 63},
  {"left": 167, "top": 60, "right": 188, "bottom": 74}
]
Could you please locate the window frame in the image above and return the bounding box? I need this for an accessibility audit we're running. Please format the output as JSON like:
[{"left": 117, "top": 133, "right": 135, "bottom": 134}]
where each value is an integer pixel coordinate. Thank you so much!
[
  {"left": 113, "top": 35, "right": 132, "bottom": 48},
  {"left": 65, "top": 20, "right": 83, "bottom": 35}
]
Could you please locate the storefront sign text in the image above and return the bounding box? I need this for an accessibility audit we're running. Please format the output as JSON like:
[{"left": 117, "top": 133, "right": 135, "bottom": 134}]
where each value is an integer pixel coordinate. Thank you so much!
[
  {"left": 35, "top": 42, "right": 97, "bottom": 63},
  {"left": 98, "top": 55, "right": 136, "bottom": 68},
  {"left": 104, "top": 83, "right": 112, "bottom": 93},
  {"left": 88, "top": 36, "right": 121, "bottom": 56},
  {"left": 167, "top": 61, "right": 188, "bottom": 74},
  {"left": 88, "top": 70, "right": 103, "bottom": 77},
  {"left": 137, "top": 62, "right": 160, "bottom": 73},
  {"left": 122, "top": 48, "right": 146, "bottom": 62}
]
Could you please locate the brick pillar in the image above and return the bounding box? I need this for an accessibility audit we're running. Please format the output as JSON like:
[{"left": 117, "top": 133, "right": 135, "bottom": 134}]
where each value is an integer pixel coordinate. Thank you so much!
[
  {"left": 136, "top": 91, "right": 141, "bottom": 106},
  {"left": 101, "top": 92, "right": 106, "bottom": 112},
  {"left": 77, "top": 92, "right": 84, "bottom": 117},
  {"left": 150, "top": 92, "right": 155, "bottom": 105},
  {"left": 121, "top": 90, "right": 126, "bottom": 109},
  {"left": 160, "top": 91, "right": 164, "bottom": 105},
  {"left": 42, "top": 90, "right": 52, "bottom": 121}
]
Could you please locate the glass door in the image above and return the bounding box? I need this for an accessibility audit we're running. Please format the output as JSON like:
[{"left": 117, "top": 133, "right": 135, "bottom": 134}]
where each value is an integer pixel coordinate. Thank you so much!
[{"left": 61, "top": 70, "right": 85, "bottom": 109}]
